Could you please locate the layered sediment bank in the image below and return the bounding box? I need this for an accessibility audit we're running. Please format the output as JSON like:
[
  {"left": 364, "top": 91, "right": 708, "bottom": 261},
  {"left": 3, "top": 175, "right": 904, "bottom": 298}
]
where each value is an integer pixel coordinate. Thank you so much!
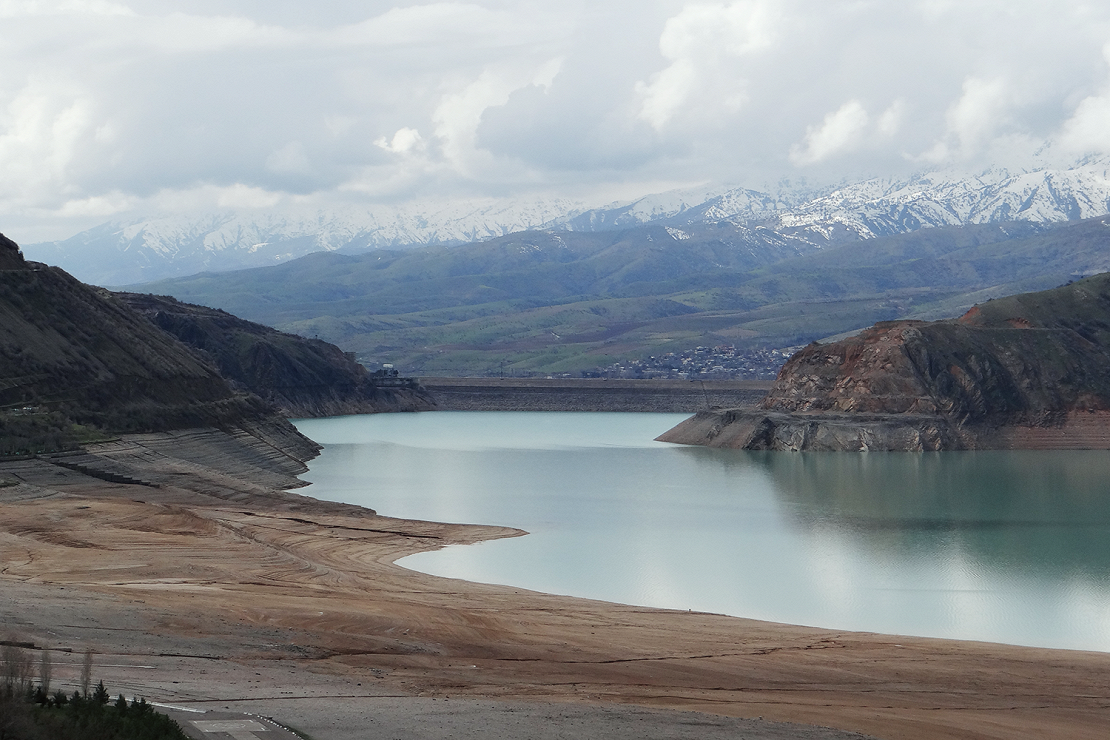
[
  {"left": 661, "top": 274, "right": 1110, "bottom": 451},
  {"left": 656, "top": 407, "right": 1110, "bottom": 451},
  {"left": 2, "top": 424, "right": 1109, "bottom": 740},
  {"left": 421, "top": 377, "right": 771, "bottom": 412}
]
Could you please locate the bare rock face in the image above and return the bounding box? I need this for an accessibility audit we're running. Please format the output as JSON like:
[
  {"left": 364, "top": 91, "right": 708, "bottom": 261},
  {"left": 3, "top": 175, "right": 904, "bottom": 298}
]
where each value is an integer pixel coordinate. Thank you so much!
[
  {"left": 0, "top": 233, "right": 23, "bottom": 270},
  {"left": 659, "top": 273, "right": 1110, "bottom": 451}
]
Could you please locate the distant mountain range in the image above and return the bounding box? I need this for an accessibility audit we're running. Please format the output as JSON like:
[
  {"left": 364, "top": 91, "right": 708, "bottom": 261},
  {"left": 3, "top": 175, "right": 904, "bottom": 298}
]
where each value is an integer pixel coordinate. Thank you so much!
[
  {"left": 136, "top": 212, "right": 1110, "bottom": 376},
  {"left": 23, "top": 159, "right": 1110, "bottom": 287}
]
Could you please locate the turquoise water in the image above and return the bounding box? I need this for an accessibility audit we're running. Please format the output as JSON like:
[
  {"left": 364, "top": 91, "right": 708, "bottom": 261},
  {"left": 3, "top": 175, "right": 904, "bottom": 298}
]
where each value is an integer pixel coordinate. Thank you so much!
[{"left": 292, "top": 412, "right": 1110, "bottom": 651}]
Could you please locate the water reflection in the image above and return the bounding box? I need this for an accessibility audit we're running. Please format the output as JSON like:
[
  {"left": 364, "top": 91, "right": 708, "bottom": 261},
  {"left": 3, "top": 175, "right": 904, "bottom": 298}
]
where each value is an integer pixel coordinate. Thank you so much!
[
  {"left": 755, "top": 450, "right": 1110, "bottom": 583},
  {"left": 293, "top": 413, "right": 1110, "bottom": 651}
]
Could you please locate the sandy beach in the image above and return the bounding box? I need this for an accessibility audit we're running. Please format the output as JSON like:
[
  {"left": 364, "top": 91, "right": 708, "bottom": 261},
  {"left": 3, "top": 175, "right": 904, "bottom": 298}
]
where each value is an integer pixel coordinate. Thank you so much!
[{"left": 2, "top": 431, "right": 1109, "bottom": 740}]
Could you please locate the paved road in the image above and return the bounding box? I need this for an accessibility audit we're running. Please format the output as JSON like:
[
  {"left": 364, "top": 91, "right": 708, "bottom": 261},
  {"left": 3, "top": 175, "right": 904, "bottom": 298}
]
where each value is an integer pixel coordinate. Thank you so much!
[
  {"left": 155, "top": 706, "right": 303, "bottom": 740},
  {"left": 161, "top": 697, "right": 876, "bottom": 740}
]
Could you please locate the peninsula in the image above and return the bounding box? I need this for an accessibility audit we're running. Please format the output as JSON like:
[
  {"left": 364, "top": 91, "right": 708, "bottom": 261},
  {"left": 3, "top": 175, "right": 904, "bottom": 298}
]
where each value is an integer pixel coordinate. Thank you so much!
[{"left": 659, "top": 273, "right": 1110, "bottom": 451}]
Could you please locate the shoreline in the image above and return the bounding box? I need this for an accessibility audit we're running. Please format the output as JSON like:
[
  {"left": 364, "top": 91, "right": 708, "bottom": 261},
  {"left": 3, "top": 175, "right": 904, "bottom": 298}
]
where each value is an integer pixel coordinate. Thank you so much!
[{"left": 2, "top": 428, "right": 1109, "bottom": 739}]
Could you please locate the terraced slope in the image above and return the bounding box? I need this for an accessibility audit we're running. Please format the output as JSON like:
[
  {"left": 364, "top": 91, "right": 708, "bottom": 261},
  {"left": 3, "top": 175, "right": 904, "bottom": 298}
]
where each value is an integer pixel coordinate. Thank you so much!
[
  {"left": 0, "top": 234, "right": 280, "bottom": 454},
  {"left": 0, "top": 233, "right": 422, "bottom": 456}
]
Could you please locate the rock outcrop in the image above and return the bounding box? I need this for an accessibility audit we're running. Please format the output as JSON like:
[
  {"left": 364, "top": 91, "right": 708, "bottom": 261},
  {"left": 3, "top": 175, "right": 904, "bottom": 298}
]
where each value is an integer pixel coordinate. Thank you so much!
[
  {"left": 0, "top": 233, "right": 23, "bottom": 270},
  {"left": 0, "top": 232, "right": 425, "bottom": 458},
  {"left": 0, "top": 237, "right": 283, "bottom": 455},
  {"left": 659, "top": 273, "right": 1110, "bottom": 450},
  {"left": 116, "top": 293, "right": 436, "bottom": 417}
]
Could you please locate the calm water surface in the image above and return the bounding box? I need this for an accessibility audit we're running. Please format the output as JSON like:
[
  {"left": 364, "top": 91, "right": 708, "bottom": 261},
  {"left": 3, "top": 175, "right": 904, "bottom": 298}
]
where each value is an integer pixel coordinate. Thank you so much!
[{"left": 292, "top": 412, "right": 1110, "bottom": 652}]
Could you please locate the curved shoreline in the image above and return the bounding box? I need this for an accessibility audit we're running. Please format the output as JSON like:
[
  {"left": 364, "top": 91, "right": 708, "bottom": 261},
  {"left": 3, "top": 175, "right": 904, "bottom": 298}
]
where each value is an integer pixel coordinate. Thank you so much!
[{"left": 2, "top": 428, "right": 1109, "bottom": 740}]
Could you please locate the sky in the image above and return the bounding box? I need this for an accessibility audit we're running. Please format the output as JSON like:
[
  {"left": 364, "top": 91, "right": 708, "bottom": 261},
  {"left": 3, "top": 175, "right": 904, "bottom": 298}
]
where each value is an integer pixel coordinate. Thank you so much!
[{"left": 5, "top": 0, "right": 1110, "bottom": 241}]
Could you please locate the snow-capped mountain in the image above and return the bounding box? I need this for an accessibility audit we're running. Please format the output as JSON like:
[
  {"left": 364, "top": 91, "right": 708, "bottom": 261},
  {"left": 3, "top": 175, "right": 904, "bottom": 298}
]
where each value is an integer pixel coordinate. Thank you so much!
[
  {"left": 757, "top": 160, "right": 1110, "bottom": 239},
  {"left": 22, "top": 197, "right": 592, "bottom": 286},
  {"left": 22, "top": 159, "right": 1110, "bottom": 287}
]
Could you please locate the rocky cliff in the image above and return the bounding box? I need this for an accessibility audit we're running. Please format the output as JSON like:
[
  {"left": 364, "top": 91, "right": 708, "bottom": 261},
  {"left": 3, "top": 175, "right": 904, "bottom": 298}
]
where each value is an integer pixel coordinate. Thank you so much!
[
  {"left": 659, "top": 273, "right": 1110, "bottom": 451},
  {"left": 0, "top": 233, "right": 23, "bottom": 269},
  {"left": 0, "top": 237, "right": 292, "bottom": 455},
  {"left": 116, "top": 293, "right": 436, "bottom": 417},
  {"left": 0, "top": 227, "right": 442, "bottom": 455}
]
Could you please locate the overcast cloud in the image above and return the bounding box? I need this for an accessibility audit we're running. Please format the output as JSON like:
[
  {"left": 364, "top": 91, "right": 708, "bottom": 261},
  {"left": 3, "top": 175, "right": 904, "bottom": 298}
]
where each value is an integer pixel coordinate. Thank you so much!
[{"left": 3, "top": 0, "right": 1110, "bottom": 241}]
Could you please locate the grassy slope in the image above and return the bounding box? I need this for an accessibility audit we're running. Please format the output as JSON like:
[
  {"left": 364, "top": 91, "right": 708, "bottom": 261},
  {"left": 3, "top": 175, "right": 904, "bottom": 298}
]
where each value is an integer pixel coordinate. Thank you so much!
[{"left": 136, "top": 217, "right": 1110, "bottom": 375}]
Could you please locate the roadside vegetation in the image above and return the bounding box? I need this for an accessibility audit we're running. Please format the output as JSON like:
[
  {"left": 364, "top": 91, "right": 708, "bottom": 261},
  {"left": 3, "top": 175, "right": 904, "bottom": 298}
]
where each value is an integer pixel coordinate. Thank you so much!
[{"left": 0, "top": 643, "right": 187, "bottom": 740}]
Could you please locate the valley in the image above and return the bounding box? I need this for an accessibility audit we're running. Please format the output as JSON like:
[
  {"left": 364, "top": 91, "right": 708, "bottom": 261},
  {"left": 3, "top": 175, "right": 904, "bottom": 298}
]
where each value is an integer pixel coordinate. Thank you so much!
[{"left": 134, "top": 216, "right": 1110, "bottom": 376}]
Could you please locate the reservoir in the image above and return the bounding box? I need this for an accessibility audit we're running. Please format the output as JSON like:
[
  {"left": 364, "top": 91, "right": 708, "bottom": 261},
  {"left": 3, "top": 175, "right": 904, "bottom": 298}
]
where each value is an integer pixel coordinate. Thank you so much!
[{"left": 293, "top": 411, "right": 1110, "bottom": 652}]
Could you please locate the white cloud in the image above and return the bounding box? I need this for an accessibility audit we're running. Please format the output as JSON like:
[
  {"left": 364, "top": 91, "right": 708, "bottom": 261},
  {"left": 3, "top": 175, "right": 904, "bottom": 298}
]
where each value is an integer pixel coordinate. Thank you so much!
[
  {"left": 0, "top": 0, "right": 135, "bottom": 17},
  {"left": 918, "top": 77, "right": 1013, "bottom": 164},
  {"left": 637, "top": 0, "right": 777, "bottom": 130},
  {"left": 215, "top": 184, "right": 283, "bottom": 210},
  {"left": 374, "top": 127, "right": 424, "bottom": 155},
  {"left": 1058, "top": 43, "right": 1110, "bottom": 156},
  {"left": 1059, "top": 94, "right": 1110, "bottom": 154},
  {"left": 431, "top": 57, "right": 563, "bottom": 175},
  {"left": 789, "top": 100, "right": 870, "bottom": 166},
  {"left": 3, "top": 1, "right": 1110, "bottom": 242},
  {"left": 335, "top": 3, "right": 522, "bottom": 47},
  {"left": 0, "top": 79, "right": 97, "bottom": 205},
  {"left": 266, "top": 141, "right": 312, "bottom": 174},
  {"left": 877, "top": 100, "right": 905, "bottom": 138},
  {"left": 57, "top": 191, "right": 135, "bottom": 217},
  {"left": 947, "top": 78, "right": 1011, "bottom": 153}
]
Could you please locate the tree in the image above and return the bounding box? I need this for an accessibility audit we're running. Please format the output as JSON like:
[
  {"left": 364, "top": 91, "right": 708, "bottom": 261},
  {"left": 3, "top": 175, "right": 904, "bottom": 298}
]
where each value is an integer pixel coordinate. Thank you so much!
[
  {"left": 0, "top": 643, "right": 33, "bottom": 698},
  {"left": 38, "top": 649, "right": 51, "bottom": 696},
  {"left": 80, "top": 648, "right": 93, "bottom": 698}
]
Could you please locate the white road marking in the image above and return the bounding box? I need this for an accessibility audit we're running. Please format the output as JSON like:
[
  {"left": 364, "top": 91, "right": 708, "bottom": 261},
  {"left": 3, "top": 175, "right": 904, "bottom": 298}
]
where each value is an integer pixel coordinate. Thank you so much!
[
  {"left": 150, "top": 702, "right": 206, "bottom": 713},
  {"left": 192, "top": 719, "right": 268, "bottom": 735}
]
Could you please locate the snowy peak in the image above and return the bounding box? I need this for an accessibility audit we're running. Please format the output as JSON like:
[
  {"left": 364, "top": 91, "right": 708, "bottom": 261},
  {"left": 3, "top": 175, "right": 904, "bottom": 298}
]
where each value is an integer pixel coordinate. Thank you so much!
[
  {"left": 22, "top": 159, "right": 1110, "bottom": 287},
  {"left": 24, "top": 197, "right": 591, "bottom": 286},
  {"left": 774, "top": 161, "right": 1110, "bottom": 239}
]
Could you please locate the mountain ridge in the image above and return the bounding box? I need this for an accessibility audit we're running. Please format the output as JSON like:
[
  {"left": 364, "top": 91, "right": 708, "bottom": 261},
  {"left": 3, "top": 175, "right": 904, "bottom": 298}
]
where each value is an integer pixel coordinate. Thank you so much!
[
  {"left": 133, "top": 214, "right": 1110, "bottom": 376},
  {"left": 23, "top": 159, "right": 1110, "bottom": 287}
]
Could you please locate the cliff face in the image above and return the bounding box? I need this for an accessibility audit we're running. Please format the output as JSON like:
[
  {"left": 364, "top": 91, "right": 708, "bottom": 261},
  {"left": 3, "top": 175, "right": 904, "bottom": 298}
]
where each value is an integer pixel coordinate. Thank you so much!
[
  {"left": 659, "top": 273, "right": 1110, "bottom": 451},
  {"left": 0, "top": 233, "right": 23, "bottom": 270},
  {"left": 0, "top": 242, "right": 277, "bottom": 447},
  {"left": 0, "top": 234, "right": 318, "bottom": 458},
  {"left": 115, "top": 293, "right": 436, "bottom": 417}
]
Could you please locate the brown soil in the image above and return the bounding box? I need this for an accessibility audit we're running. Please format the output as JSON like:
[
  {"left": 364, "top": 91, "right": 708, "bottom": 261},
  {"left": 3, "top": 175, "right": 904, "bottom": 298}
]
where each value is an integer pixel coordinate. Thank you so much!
[{"left": 2, "top": 434, "right": 1109, "bottom": 740}]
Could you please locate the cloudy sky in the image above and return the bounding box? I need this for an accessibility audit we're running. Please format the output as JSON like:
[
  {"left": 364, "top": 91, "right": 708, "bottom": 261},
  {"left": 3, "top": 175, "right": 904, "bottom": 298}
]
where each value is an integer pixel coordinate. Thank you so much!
[{"left": 5, "top": 0, "right": 1110, "bottom": 241}]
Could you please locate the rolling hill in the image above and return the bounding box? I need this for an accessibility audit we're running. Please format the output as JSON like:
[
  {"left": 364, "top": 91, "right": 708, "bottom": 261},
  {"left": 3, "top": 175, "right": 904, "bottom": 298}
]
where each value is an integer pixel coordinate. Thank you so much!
[{"left": 134, "top": 215, "right": 1110, "bottom": 375}]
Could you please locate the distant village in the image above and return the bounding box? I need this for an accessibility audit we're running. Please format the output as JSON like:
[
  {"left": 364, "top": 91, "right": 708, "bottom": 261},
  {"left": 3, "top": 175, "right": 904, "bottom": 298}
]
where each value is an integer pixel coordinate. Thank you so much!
[
  {"left": 582, "top": 345, "right": 802, "bottom": 381},
  {"left": 369, "top": 345, "right": 802, "bottom": 381}
]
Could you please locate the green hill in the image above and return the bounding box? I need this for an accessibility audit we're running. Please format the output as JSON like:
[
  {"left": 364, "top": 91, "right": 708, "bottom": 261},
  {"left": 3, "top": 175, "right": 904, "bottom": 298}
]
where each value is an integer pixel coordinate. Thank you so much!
[{"left": 135, "top": 217, "right": 1110, "bottom": 375}]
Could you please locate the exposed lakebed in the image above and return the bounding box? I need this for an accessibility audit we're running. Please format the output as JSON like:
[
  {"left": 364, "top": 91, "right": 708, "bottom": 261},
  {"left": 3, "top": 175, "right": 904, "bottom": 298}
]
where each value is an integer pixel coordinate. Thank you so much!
[{"left": 293, "top": 412, "right": 1110, "bottom": 652}]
